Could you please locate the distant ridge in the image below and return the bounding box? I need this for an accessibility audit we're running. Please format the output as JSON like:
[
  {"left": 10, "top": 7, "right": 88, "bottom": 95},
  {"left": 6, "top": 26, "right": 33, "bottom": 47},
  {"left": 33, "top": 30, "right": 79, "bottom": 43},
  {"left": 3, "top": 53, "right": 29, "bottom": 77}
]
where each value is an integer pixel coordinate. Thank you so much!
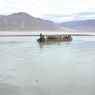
[
  {"left": 60, "top": 19, "right": 95, "bottom": 32},
  {"left": 0, "top": 12, "right": 64, "bottom": 31}
]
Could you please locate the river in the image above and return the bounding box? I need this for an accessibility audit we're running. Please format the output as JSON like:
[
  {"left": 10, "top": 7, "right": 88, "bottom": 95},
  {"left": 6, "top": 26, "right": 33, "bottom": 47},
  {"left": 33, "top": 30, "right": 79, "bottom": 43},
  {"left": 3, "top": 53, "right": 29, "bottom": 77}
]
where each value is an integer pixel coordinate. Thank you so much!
[{"left": 0, "top": 35, "right": 95, "bottom": 95}]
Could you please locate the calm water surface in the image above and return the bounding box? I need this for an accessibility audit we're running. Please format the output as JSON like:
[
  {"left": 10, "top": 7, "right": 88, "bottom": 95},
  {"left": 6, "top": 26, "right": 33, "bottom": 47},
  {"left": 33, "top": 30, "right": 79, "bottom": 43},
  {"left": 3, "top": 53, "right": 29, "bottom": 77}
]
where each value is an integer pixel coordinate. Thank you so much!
[{"left": 0, "top": 36, "right": 95, "bottom": 95}]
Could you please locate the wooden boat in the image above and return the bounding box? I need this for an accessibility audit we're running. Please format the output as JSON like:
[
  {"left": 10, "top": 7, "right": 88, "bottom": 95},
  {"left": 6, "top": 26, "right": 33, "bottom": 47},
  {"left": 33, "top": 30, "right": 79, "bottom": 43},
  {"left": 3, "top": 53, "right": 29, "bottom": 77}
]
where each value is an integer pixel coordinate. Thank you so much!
[{"left": 37, "top": 33, "right": 72, "bottom": 42}]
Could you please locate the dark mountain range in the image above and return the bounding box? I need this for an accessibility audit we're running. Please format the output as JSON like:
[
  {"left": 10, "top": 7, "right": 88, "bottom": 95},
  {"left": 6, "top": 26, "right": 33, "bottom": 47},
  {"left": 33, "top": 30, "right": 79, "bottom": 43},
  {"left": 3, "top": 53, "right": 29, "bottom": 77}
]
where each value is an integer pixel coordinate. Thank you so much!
[
  {"left": 60, "top": 19, "right": 95, "bottom": 32},
  {"left": 0, "top": 12, "right": 64, "bottom": 31}
]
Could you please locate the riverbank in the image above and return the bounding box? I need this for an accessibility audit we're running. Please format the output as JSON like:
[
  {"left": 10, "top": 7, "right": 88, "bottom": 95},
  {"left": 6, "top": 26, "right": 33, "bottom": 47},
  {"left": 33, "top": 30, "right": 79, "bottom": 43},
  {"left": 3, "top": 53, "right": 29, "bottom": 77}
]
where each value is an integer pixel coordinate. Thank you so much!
[{"left": 0, "top": 31, "right": 95, "bottom": 36}]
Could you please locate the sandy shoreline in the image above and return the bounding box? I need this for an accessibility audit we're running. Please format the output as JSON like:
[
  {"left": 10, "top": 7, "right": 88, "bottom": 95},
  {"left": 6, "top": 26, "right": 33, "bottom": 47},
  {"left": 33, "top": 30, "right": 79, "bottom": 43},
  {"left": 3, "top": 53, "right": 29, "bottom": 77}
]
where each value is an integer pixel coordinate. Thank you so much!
[{"left": 0, "top": 31, "right": 95, "bottom": 36}]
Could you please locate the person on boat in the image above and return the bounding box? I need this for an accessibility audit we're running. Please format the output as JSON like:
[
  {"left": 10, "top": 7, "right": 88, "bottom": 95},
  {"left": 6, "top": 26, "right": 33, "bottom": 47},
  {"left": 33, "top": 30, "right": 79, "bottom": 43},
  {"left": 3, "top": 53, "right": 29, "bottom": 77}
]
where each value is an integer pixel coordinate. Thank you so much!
[
  {"left": 40, "top": 32, "right": 42, "bottom": 37},
  {"left": 39, "top": 33, "right": 45, "bottom": 41},
  {"left": 40, "top": 33, "right": 45, "bottom": 38}
]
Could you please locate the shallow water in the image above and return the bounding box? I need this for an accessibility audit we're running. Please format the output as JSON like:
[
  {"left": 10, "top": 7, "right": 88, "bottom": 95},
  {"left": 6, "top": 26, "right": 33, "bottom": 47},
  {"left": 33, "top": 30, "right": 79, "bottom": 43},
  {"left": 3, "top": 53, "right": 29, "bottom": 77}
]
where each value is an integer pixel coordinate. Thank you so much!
[{"left": 0, "top": 36, "right": 95, "bottom": 95}]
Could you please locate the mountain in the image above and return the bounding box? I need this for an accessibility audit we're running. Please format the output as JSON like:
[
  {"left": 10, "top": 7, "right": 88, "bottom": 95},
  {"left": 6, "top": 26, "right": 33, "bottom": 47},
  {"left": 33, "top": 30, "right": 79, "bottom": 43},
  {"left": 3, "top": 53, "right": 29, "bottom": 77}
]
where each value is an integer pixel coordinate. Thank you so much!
[
  {"left": 60, "top": 19, "right": 95, "bottom": 32},
  {"left": 0, "top": 12, "right": 64, "bottom": 31}
]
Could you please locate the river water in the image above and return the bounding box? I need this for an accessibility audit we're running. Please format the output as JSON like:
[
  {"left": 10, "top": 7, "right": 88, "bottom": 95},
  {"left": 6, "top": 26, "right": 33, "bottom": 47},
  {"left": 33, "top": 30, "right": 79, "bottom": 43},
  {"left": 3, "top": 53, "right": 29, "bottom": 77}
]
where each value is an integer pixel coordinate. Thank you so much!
[{"left": 0, "top": 35, "right": 95, "bottom": 95}]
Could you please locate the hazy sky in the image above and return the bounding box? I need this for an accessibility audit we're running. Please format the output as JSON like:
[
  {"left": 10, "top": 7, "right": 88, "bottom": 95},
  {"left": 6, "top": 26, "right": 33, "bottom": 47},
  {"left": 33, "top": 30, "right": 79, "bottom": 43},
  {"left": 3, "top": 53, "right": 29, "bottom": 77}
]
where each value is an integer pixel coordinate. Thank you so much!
[{"left": 0, "top": 0, "right": 95, "bottom": 22}]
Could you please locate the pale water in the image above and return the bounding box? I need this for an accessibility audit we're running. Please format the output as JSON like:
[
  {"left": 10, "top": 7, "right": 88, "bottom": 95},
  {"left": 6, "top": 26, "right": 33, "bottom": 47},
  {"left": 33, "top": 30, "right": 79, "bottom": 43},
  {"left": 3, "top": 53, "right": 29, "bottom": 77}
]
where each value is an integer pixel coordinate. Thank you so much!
[{"left": 0, "top": 36, "right": 95, "bottom": 95}]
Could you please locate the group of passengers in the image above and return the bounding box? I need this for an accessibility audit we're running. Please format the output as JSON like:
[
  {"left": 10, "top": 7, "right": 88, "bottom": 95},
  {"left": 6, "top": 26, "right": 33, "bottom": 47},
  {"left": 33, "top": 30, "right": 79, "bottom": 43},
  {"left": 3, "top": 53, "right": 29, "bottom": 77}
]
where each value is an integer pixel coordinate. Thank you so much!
[{"left": 40, "top": 33, "right": 71, "bottom": 40}]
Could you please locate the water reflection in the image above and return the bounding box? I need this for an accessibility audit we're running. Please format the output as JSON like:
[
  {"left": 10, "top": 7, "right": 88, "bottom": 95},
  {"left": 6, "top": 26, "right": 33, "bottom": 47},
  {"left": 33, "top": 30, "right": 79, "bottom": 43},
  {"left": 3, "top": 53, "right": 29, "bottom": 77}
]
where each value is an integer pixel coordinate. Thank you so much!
[{"left": 37, "top": 41, "right": 72, "bottom": 49}]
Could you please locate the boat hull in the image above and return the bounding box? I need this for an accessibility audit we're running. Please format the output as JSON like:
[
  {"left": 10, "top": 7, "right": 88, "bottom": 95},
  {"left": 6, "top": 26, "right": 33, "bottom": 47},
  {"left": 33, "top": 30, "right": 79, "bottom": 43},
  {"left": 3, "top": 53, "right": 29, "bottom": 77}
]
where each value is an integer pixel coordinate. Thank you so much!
[{"left": 37, "top": 37, "right": 72, "bottom": 42}]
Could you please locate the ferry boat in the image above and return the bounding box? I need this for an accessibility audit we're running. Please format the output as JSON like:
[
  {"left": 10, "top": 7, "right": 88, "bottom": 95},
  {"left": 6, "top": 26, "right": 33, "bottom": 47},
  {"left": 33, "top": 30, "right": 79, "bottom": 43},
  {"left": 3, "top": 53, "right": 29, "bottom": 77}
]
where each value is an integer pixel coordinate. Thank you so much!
[{"left": 37, "top": 33, "right": 72, "bottom": 42}]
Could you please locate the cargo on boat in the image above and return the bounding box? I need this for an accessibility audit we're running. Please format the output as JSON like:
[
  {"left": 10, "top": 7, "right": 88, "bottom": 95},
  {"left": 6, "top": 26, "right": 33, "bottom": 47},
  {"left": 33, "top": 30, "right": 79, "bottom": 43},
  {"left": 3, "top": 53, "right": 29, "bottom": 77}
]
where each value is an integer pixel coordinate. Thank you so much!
[{"left": 37, "top": 33, "right": 72, "bottom": 42}]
